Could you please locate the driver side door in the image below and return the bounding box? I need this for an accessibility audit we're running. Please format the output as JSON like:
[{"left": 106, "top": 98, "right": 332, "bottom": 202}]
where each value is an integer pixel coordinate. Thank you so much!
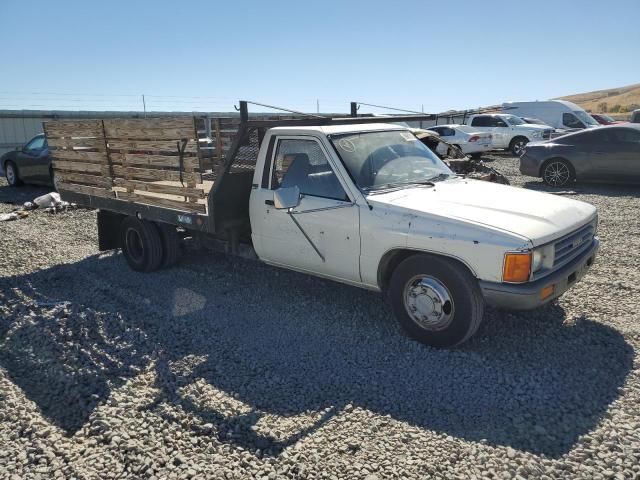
[
  {"left": 17, "top": 135, "right": 50, "bottom": 182},
  {"left": 250, "top": 136, "right": 362, "bottom": 283}
]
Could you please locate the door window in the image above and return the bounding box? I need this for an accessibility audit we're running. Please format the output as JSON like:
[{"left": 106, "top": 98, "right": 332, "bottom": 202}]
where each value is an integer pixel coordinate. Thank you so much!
[
  {"left": 492, "top": 117, "right": 508, "bottom": 127},
  {"left": 24, "top": 136, "right": 45, "bottom": 151},
  {"left": 563, "top": 113, "right": 585, "bottom": 129},
  {"left": 440, "top": 127, "right": 455, "bottom": 136},
  {"left": 271, "top": 139, "right": 349, "bottom": 201},
  {"left": 471, "top": 116, "right": 491, "bottom": 127},
  {"left": 608, "top": 128, "right": 640, "bottom": 143}
]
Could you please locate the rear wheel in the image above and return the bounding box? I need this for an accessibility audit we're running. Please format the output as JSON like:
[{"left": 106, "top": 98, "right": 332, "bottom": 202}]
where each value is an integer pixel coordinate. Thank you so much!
[
  {"left": 5, "top": 161, "right": 23, "bottom": 186},
  {"left": 389, "top": 254, "right": 484, "bottom": 348},
  {"left": 542, "top": 159, "right": 574, "bottom": 187},
  {"left": 509, "top": 136, "right": 529, "bottom": 156},
  {"left": 158, "top": 222, "right": 181, "bottom": 268},
  {"left": 120, "top": 216, "right": 163, "bottom": 272}
]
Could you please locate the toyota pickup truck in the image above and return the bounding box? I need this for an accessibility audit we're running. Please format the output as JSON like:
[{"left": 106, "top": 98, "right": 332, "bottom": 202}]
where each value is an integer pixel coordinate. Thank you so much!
[{"left": 45, "top": 101, "right": 599, "bottom": 348}]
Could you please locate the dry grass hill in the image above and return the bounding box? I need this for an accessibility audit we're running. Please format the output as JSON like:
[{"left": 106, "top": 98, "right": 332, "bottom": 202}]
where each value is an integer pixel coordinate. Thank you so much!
[{"left": 557, "top": 83, "right": 640, "bottom": 115}]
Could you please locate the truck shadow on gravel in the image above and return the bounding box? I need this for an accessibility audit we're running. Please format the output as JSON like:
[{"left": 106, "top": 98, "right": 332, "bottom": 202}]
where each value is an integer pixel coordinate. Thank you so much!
[{"left": 0, "top": 252, "right": 634, "bottom": 458}]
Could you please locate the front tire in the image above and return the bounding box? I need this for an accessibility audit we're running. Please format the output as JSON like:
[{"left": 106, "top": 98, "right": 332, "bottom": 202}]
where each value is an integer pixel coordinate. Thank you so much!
[
  {"left": 509, "top": 136, "right": 529, "bottom": 156},
  {"left": 542, "top": 159, "right": 574, "bottom": 187},
  {"left": 5, "top": 161, "right": 23, "bottom": 186},
  {"left": 389, "top": 254, "right": 484, "bottom": 348},
  {"left": 120, "top": 216, "right": 163, "bottom": 272}
]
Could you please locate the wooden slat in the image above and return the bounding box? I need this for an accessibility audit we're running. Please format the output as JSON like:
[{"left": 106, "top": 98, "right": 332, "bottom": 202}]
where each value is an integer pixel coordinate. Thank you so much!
[
  {"left": 48, "top": 138, "right": 106, "bottom": 150},
  {"left": 117, "top": 192, "right": 206, "bottom": 213},
  {"left": 113, "top": 178, "right": 204, "bottom": 199},
  {"left": 57, "top": 182, "right": 115, "bottom": 198},
  {"left": 57, "top": 172, "right": 112, "bottom": 188},
  {"left": 108, "top": 140, "right": 198, "bottom": 153},
  {"left": 45, "top": 120, "right": 103, "bottom": 139},
  {"left": 49, "top": 150, "right": 108, "bottom": 163},
  {"left": 122, "top": 154, "right": 199, "bottom": 169},
  {"left": 103, "top": 118, "right": 193, "bottom": 131},
  {"left": 53, "top": 160, "right": 106, "bottom": 174},
  {"left": 112, "top": 165, "right": 200, "bottom": 183}
]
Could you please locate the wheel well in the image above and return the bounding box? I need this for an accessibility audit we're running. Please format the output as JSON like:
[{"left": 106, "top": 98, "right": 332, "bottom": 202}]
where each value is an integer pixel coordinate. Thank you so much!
[
  {"left": 377, "top": 249, "right": 476, "bottom": 294},
  {"left": 510, "top": 135, "right": 529, "bottom": 146},
  {"left": 539, "top": 157, "right": 575, "bottom": 177}
]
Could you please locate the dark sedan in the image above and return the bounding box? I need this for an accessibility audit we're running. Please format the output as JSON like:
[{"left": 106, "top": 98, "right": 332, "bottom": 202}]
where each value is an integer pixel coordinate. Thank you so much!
[
  {"left": 519, "top": 125, "right": 640, "bottom": 187},
  {"left": 1, "top": 134, "right": 53, "bottom": 187}
]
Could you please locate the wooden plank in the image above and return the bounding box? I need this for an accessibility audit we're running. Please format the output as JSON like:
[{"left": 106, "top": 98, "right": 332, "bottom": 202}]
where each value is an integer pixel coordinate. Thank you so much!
[
  {"left": 103, "top": 117, "right": 193, "bottom": 132},
  {"left": 49, "top": 150, "right": 108, "bottom": 163},
  {"left": 57, "top": 182, "right": 115, "bottom": 198},
  {"left": 57, "top": 172, "right": 112, "bottom": 188},
  {"left": 44, "top": 120, "right": 103, "bottom": 139},
  {"left": 108, "top": 139, "right": 198, "bottom": 153},
  {"left": 48, "top": 138, "right": 106, "bottom": 150},
  {"left": 123, "top": 154, "right": 199, "bottom": 169},
  {"left": 112, "top": 165, "right": 200, "bottom": 183},
  {"left": 113, "top": 178, "right": 205, "bottom": 198},
  {"left": 52, "top": 160, "right": 106, "bottom": 174},
  {"left": 117, "top": 191, "right": 206, "bottom": 213}
]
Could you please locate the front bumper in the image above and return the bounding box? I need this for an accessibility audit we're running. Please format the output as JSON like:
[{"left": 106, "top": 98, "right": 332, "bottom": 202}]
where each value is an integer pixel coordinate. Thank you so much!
[
  {"left": 519, "top": 153, "right": 542, "bottom": 177},
  {"left": 479, "top": 237, "right": 599, "bottom": 310}
]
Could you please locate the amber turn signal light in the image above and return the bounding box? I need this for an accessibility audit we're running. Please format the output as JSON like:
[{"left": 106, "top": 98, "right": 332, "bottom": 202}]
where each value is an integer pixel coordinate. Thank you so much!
[
  {"left": 503, "top": 252, "right": 531, "bottom": 283},
  {"left": 540, "top": 284, "right": 555, "bottom": 300}
]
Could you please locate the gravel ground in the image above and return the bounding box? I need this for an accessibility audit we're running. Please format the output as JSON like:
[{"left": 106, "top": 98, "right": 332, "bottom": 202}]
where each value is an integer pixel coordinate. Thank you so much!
[{"left": 1, "top": 155, "right": 640, "bottom": 480}]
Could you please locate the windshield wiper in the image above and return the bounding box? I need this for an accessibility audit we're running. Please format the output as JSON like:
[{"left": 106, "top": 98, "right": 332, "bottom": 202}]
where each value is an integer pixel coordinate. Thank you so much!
[
  {"left": 364, "top": 180, "right": 435, "bottom": 193},
  {"left": 425, "top": 173, "right": 454, "bottom": 182}
]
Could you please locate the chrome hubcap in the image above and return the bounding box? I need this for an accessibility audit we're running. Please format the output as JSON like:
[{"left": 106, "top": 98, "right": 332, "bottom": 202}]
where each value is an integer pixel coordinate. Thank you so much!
[
  {"left": 403, "top": 275, "right": 455, "bottom": 331},
  {"left": 544, "top": 162, "right": 570, "bottom": 186},
  {"left": 6, "top": 165, "right": 15, "bottom": 184},
  {"left": 513, "top": 141, "right": 526, "bottom": 155}
]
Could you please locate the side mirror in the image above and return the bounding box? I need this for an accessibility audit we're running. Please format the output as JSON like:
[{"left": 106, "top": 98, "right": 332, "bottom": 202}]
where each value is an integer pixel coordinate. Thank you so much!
[{"left": 273, "top": 186, "right": 301, "bottom": 210}]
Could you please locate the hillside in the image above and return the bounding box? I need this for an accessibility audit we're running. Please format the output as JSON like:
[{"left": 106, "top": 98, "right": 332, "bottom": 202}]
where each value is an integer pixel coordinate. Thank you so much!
[{"left": 557, "top": 83, "right": 640, "bottom": 113}]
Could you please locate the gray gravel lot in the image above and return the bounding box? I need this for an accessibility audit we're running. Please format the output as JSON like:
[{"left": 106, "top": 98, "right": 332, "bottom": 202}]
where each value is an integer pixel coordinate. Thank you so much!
[{"left": 1, "top": 154, "right": 640, "bottom": 479}]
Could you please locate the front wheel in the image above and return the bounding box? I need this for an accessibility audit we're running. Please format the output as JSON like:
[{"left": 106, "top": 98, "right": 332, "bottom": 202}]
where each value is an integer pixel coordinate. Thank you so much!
[
  {"left": 5, "top": 161, "right": 23, "bottom": 186},
  {"left": 542, "top": 159, "right": 574, "bottom": 187},
  {"left": 509, "top": 137, "right": 529, "bottom": 156},
  {"left": 389, "top": 254, "right": 484, "bottom": 348}
]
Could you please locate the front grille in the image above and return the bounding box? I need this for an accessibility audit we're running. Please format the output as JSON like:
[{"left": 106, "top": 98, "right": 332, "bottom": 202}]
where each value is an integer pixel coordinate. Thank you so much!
[
  {"left": 553, "top": 223, "right": 595, "bottom": 267},
  {"left": 542, "top": 129, "right": 552, "bottom": 139}
]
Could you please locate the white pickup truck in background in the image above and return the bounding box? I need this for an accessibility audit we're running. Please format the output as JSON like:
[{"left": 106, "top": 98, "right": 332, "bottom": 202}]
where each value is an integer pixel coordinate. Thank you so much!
[
  {"left": 465, "top": 113, "right": 553, "bottom": 155},
  {"left": 49, "top": 107, "right": 599, "bottom": 347}
]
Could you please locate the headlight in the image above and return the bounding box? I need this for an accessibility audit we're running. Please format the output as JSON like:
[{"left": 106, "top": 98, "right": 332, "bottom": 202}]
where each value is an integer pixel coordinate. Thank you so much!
[
  {"left": 531, "top": 131, "right": 542, "bottom": 138},
  {"left": 531, "top": 245, "right": 555, "bottom": 273}
]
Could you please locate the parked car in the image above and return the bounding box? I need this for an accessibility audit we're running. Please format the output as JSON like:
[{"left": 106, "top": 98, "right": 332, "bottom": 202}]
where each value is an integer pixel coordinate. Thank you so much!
[
  {"left": 464, "top": 113, "right": 552, "bottom": 155},
  {"left": 519, "top": 124, "right": 640, "bottom": 186},
  {"left": 424, "top": 124, "right": 492, "bottom": 157},
  {"left": 502, "top": 100, "right": 600, "bottom": 131},
  {"left": 591, "top": 113, "right": 624, "bottom": 125},
  {"left": 630, "top": 109, "right": 640, "bottom": 123},
  {"left": 1, "top": 134, "right": 53, "bottom": 187}
]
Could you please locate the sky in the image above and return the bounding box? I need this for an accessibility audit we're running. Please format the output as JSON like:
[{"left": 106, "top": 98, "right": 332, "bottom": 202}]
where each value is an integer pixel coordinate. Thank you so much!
[{"left": 0, "top": 0, "right": 639, "bottom": 115}]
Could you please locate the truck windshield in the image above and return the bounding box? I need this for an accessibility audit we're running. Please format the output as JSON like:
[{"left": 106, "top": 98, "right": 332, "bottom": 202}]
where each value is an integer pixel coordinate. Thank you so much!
[
  {"left": 329, "top": 130, "right": 453, "bottom": 192},
  {"left": 504, "top": 115, "right": 525, "bottom": 125},
  {"left": 574, "top": 110, "right": 599, "bottom": 126}
]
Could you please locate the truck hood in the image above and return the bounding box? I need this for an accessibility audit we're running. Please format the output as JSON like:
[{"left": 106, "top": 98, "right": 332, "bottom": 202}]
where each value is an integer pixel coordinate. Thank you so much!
[{"left": 366, "top": 178, "right": 596, "bottom": 246}]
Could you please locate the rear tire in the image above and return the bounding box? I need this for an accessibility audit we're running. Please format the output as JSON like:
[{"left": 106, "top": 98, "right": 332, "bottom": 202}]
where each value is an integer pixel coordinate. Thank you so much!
[
  {"left": 509, "top": 136, "right": 529, "bottom": 156},
  {"left": 541, "top": 158, "right": 574, "bottom": 187},
  {"left": 158, "top": 222, "right": 181, "bottom": 268},
  {"left": 388, "top": 254, "right": 484, "bottom": 348},
  {"left": 5, "top": 161, "right": 23, "bottom": 186},
  {"left": 120, "top": 216, "right": 163, "bottom": 272}
]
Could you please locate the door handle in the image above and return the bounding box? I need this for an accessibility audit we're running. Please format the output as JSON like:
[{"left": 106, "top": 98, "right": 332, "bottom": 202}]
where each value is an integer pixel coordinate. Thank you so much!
[{"left": 265, "top": 199, "right": 274, "bottom": 206}]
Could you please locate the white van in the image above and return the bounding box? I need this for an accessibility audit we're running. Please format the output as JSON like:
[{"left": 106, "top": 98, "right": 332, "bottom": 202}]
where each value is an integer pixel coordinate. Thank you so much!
[{"left": 501, "top": 100, "right": 600, "bottom": 131}]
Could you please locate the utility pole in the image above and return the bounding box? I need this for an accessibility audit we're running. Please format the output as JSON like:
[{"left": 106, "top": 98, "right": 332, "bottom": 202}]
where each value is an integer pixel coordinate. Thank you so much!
[
  {"left": 142, "top": 94, "right": 147, "bottom": 118},
  {"left": 317, "top": 99, "right": 319, "bottom": 114}
]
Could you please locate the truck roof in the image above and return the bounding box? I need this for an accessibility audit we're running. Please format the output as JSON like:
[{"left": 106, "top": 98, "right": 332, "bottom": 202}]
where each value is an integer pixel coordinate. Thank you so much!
[{"left": 268, "top": 123, "right": 406, "bottom": 135}]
